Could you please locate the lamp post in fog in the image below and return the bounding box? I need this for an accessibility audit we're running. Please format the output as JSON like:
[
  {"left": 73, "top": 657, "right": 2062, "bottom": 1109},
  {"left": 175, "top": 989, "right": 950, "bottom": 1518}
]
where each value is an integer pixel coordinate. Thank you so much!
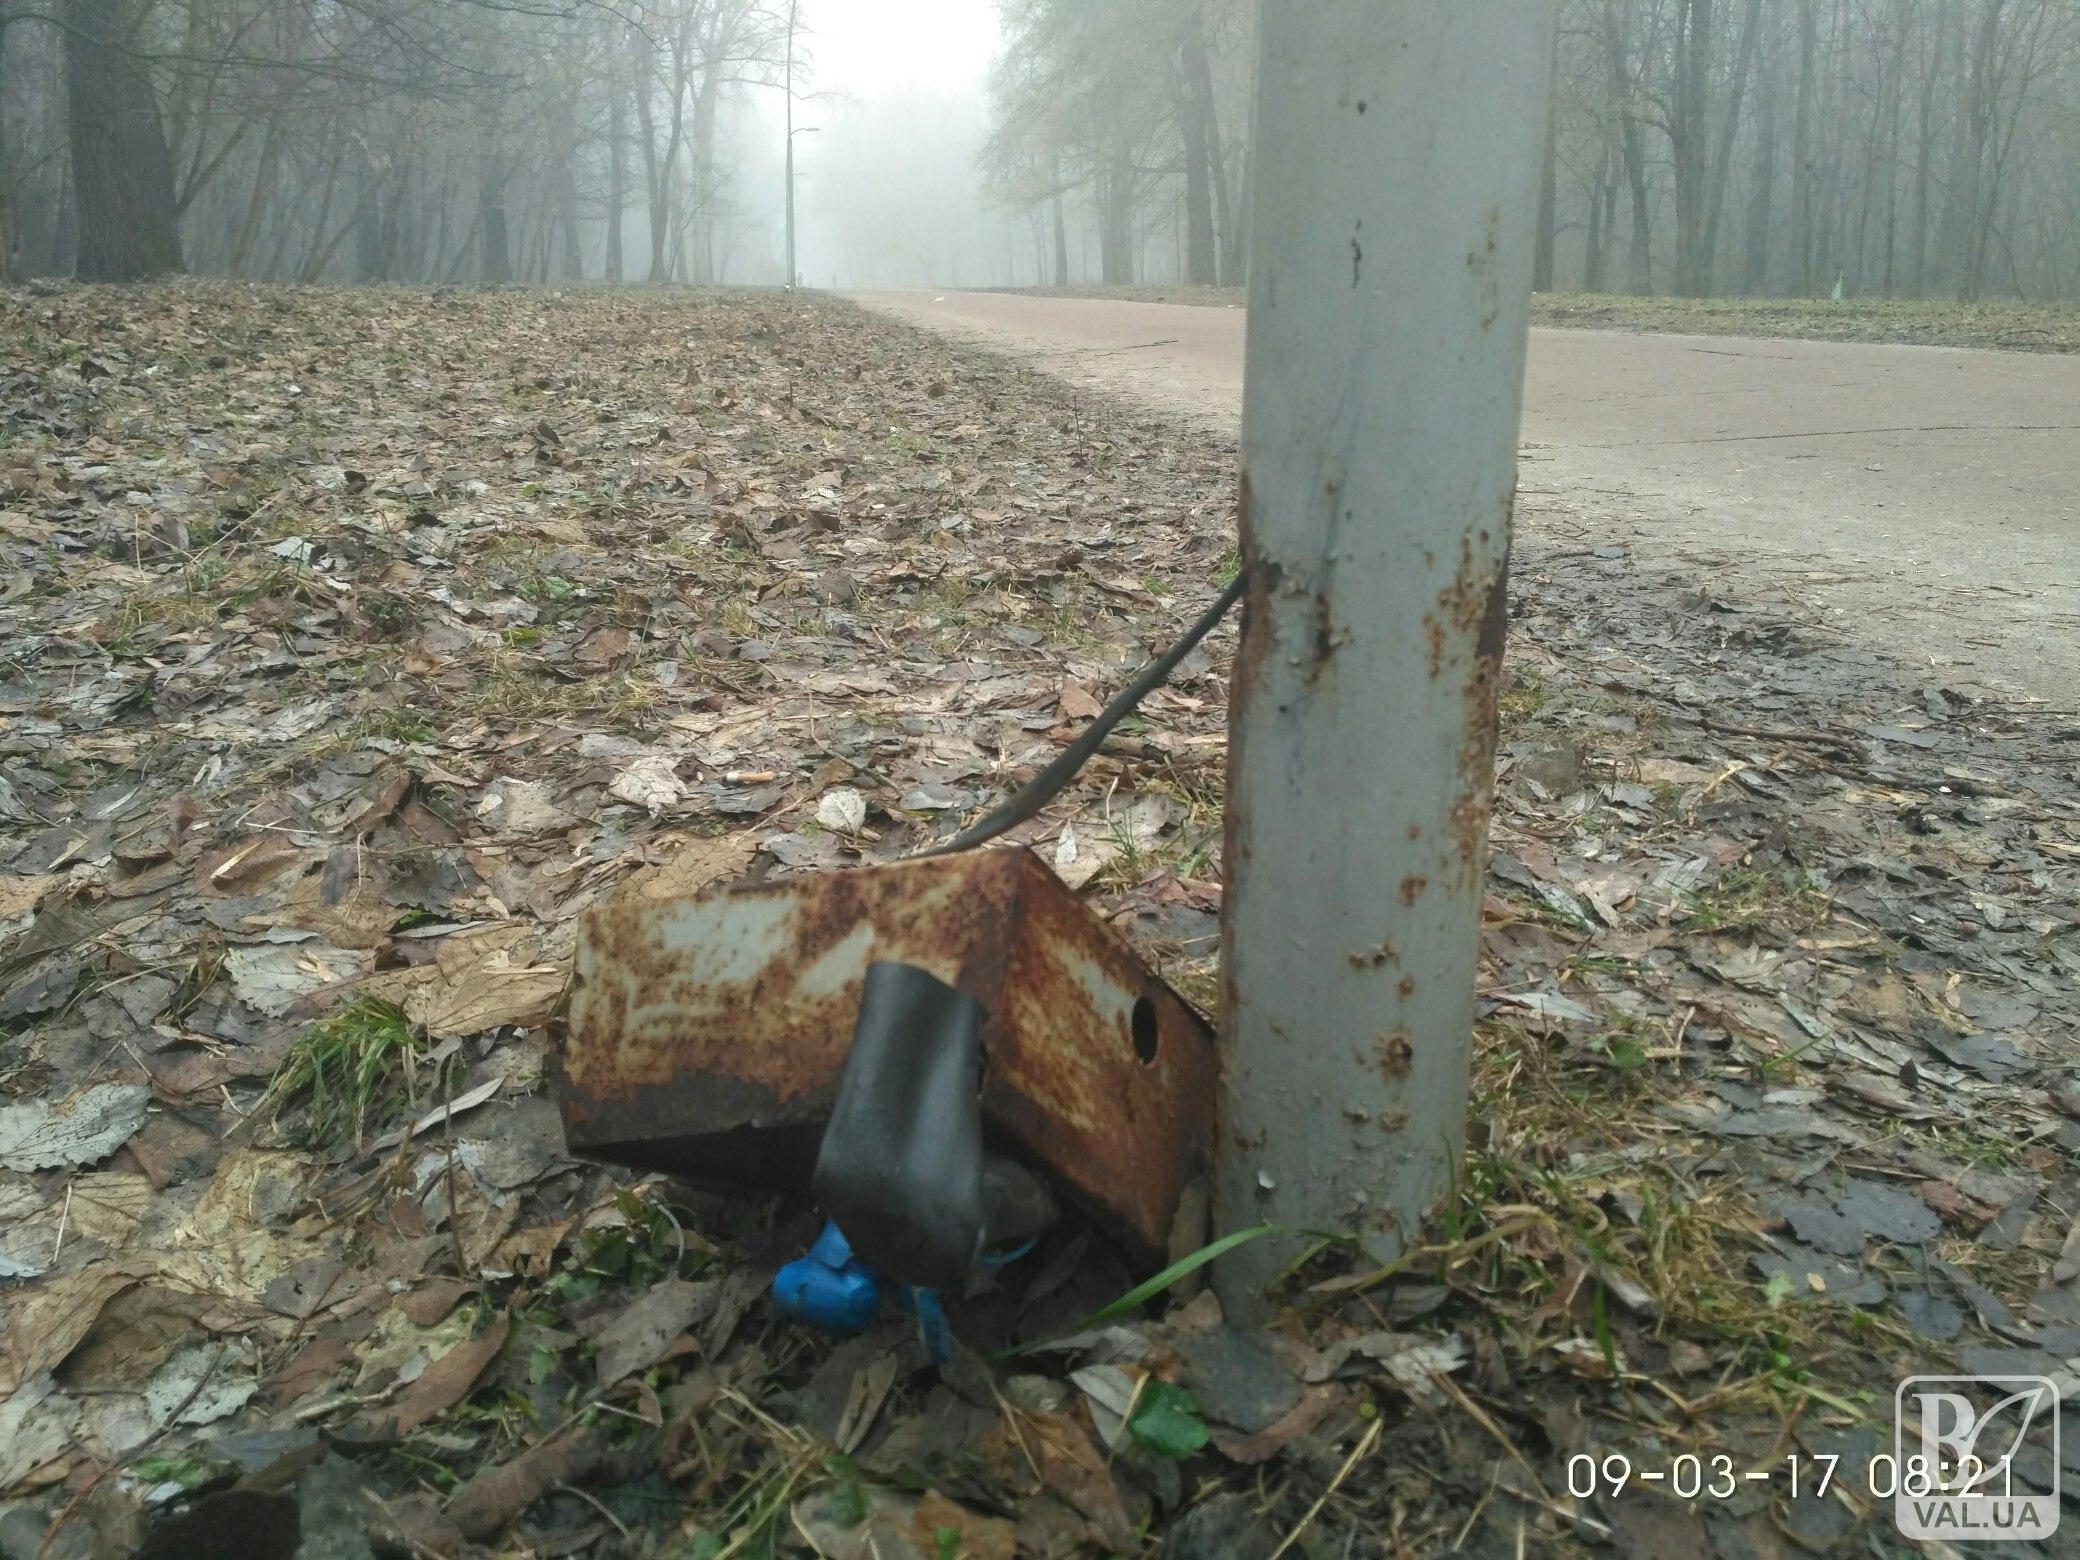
[
  {"left": 786, "top": 126, "right": 818, "bottom": 289},
  {"left": 783, "top": 0, "right": 806, "bottom": 288}
]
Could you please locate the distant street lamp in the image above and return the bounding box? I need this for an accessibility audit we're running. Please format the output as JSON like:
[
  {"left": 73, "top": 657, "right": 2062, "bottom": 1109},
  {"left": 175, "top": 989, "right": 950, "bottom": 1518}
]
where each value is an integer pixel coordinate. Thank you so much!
[
  {"left": 787, "top": 126, "right": 819, "bottom": 289},
  {"left": 782, "top": 0, "right": 815, "bottom": 289}
]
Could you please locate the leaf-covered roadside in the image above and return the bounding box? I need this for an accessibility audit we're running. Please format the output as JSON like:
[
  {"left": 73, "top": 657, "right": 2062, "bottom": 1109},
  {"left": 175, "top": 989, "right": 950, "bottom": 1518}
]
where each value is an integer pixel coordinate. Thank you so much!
[{"left": 0, "top": 281, "right": 2077, "bottom": 1558}]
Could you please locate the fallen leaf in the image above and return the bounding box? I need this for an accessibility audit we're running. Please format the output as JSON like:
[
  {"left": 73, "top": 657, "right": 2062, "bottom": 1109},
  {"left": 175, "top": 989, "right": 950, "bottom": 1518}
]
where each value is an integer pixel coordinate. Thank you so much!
[
  {"left": 473, "top": 777, "right": 573, "bottom": 836},
  {"left": 816, "top": 786, "right": 868, "bottom": 832},
  {"left": 445, "top": 1426, "right": 608, "bottom": 1540},
  {"left": 1551, "top": 1336, "right": 1623, "bottom": 1379},
  {"left": 409, "top": 960, "right": 566, "bottom": 1038},
  {"left": 0, "top": 874, "right": 56, "bottom": 923},
  {"left": 618, "top": 831, "right": 759, "bottom": 900},
  {"left": 0, "top": 1084, "right": 150, "bottom": 1172},
  {"left": 144, "top": 1341, "right": 259, "bottom": 1427},
  {"left": 342, "top": 1314, "right": 510, "bottom": 1442},
  {"left": 592, "top": 1279, "right": 713, "bottom": 1388},
  {"left": 0, "top": 1262, "right": 156, "bottom": 1393},
  {"left": 1059, "top": 683, "right": 1104, "bottom": 721},
  {"left": 610, "top": 753, "right": 687, "bottom": 815},
  {"left": 397, "top": 1278, "right": 479, "bottom": 1328},
  {"left": 1205, "top": 1383, "right": 1340, "bottom": 1465},
  {"left": 0, "top": 1375, "right": 76, "bottom": 1494},
  {"left": 226, "top": 943, "right": 374, "bottom": 1018}
]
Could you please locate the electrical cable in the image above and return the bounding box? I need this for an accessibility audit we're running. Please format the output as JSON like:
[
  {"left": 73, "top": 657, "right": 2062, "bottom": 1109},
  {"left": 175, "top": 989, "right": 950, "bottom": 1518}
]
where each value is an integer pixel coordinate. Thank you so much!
[{"left": 912, "top": 568, "right": 1248, "bottom": 858}]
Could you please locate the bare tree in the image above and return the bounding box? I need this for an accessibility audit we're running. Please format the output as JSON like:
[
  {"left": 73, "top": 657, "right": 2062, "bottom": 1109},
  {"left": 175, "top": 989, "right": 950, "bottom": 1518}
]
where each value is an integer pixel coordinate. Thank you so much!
[
  {"left": 5, "top": 0, "right": 2079, "bottom": 298},
  {"left": 984, "top": 0, "right": 1254, "bottom": 291},
  {"left": 65, "top": 0, "right": 184, "bottom": 279},
  {"left": 1532, "top": 0, "right": 2080, "bottom": 300}
]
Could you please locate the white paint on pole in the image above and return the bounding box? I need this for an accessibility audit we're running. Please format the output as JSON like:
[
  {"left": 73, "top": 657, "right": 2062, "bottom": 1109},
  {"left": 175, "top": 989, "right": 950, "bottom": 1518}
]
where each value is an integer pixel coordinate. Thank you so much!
[{"left": 1216, "top": 3, "right": 1557, "bottom": 1309}]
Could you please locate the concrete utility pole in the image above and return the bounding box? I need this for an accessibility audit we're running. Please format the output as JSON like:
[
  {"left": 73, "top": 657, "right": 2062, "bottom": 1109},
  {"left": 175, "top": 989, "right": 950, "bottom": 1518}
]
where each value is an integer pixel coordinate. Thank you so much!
[{"left": 1215, "top": 2, "right": 1558, "bottom": 1310}]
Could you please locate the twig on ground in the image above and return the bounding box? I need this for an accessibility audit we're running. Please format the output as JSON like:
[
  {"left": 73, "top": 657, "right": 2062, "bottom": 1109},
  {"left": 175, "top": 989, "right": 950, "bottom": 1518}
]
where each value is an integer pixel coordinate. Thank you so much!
[
  {"left": 1267, "top": 1413, "right": 1383, "bottom": 1560},
  {"left": 1669, "top": 711, "right": 1863, "bottom": 756}
]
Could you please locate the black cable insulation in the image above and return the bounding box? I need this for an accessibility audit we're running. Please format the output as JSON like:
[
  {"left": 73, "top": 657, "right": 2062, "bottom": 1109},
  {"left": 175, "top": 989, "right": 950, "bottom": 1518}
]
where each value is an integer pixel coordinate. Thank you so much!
[{"left": 912, "top": 569, "right": 1248, "bottom": 859}]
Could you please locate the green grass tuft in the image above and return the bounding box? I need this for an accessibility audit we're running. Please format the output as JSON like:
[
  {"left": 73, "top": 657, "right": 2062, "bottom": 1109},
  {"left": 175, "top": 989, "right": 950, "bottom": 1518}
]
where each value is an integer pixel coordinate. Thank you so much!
[{"left": 263, "top": 997, "right": 420, "bottom": 1150}]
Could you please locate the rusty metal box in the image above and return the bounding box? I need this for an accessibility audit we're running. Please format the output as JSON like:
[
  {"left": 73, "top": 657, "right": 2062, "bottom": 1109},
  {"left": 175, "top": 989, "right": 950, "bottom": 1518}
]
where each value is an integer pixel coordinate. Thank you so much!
[{"left": 559, "top": 847, "right": 1218, "bottom": 1267}]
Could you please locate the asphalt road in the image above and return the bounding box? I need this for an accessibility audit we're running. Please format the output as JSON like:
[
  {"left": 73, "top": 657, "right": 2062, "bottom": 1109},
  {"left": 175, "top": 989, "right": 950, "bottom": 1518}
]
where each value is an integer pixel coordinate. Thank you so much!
[{"left": 852, "top": 289, "right": 2080, "bottom": 704}]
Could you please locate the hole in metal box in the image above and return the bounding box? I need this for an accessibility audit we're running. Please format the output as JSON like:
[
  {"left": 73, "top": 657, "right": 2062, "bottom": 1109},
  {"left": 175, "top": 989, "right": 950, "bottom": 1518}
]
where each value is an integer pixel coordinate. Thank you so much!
[{"left": 1130, "top": 996, "right": 1159, "bottom": 1065}]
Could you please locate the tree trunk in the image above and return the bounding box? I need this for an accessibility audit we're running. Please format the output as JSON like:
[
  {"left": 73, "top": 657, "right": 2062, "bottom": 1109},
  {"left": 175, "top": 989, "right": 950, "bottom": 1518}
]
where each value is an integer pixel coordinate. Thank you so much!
[
  {"left": 630, "top": 29, "right": 670, "bottom": 285},
  {"left": 1695, "top": 0, "right": 1762, "bottom": 294},
  {"left": 353, "top": 151, "right": 384, "bottom": 281},
  {"left": 1225, "top": 135, "right": 1251, "bottom": 286},
  {"left": 1815, "top": 0, "right": 1853, "bottom": 294},
  {"left": 440, "top": 221, "right": 472, "bottom": 283},
  {"left": 1583, "top": 138, "right": 1612, "bottom": 292},
  {"left": 1534, "top": 31, "right": 1557, "bottom": 292},
  {"left": 646, "top": 172, "right": 670, "bottom": 284},
  {"left": 1880, "top": 13, "right": 1907, "bottom": 297},
  {"left": 229, "top": 125, "right": 281, "bottom": 279},
  {"left": 51, "top": 160, "right": 76, "bottom": 276},
  {"left": 1741, "top": 0, "right": 1780, "bottom": 293},
  {"left": 688, "top": 60, "right": 722, "bottom": 285},
  {"left": 274, "top": 147, "right": 333, "bottom": 281},
  {"left": 1604, "top": 1, "right": 1654, "bottom": 293},
  {"left": 63, "top": 0, "right": 184, "bottom": 280},
  {"left": 1848, "top": 43, "right": 1881, "bottom": 291},
  {"left": 477, "top": 138, "right": 510, "bottom": 284},
  {"left": 1966, "top": 0, "right": 2046, "bottom": 301},
  {"left": 1668, "top": 0, "right": 1711, "bottom": 296},
  {"left": 0, "top": 19, "right": 17, "bottom": 281},
  {"left": 1100, "top": 145, "right": 1135, "bottom": 285},
  {"left": 669, "top": 195, "right": 692, "bottom": 282},
  {"left": 1176, "top": 4, "right": 1220, "bottom": 285},
  {"left": 607, "top": 82, "right": 626, "bottom": 284},
  {"left": 1051, "top": 190, "right": 1070, "bottom": 286},
  {"left": 408, "top": 172, "right": 453, "bottom": 281},
  {"left": 1621, "top": 124, "right": 1652, "bottom": 293},
  {"left": 353, "top": 201, "right": 383, "bottom": 281},
  {"left": 1909, "top": 2, "right": 1947, "bottom": 298},
  {"left": 1790, "top": 0, "right": 1818, "bottom": 293},
  {"left": 1208, "top": 95, "right": 1237, "bottom": 286},
  {"left": 532, "top": 207, "right": 554, "bottom": 282},
  {"left": 1940, "top": 0, "right": 2004, "bottom": 301},
  {"left": 392, "top": 178, "right": 422, "bottom": 281},
  {"left": 377, "top": 188, "right": 407, "bottom": 280},
  {"left": 300, "top": 184, "right": 365, "bottom": 283},
  {"left": 557, "top": 155, "right": 582, "bottom": 281}
]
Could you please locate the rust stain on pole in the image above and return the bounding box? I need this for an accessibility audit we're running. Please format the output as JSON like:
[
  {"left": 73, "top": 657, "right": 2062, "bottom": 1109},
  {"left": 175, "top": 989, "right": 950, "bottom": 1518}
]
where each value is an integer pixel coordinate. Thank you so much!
[
  {"left": 1440, "top": 531, "right": 1512, "bottom": 894},
  {"left": 1214, "top": 2, "right": 1558, "bottom": 1310}
]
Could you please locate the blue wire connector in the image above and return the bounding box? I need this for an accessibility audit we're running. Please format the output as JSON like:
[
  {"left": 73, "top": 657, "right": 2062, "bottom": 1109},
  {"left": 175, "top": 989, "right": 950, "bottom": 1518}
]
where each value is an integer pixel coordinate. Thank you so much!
[
  {"left": 772, "top": 1221, "right": 881, "bottom": 1335},
  {"left": 774, "top": 1220, "right": 1041, "bottom": 1364}
]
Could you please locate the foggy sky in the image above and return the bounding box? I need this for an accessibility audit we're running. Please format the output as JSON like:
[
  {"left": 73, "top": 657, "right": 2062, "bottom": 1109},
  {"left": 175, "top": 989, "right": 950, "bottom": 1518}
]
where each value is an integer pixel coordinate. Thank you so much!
[{"left": 736, "top": 0, "right": 1020, "bottom": 289}]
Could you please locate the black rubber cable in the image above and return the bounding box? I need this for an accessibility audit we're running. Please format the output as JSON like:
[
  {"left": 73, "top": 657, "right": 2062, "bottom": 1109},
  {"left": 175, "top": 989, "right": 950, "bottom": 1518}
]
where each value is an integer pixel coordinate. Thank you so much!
[{"left": 912, "top": 568, "right": 1249, "bottom": 858}]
